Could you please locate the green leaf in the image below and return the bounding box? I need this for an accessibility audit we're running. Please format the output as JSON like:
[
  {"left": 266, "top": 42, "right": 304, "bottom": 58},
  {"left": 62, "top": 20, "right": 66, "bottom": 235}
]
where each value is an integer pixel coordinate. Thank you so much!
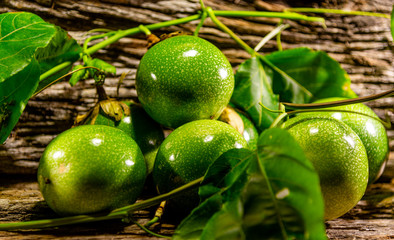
[
  {"left": 260, "top": 55, "right": 312, "bottom": 104},
  {"left": 35, "top": 26, "right": 82, "bottom": 93},
  {"left": 86, "top": 58, "right": 116, "bottom": 75},
  {"left": 230, "top": 56, "right": 280, "bottom": 132},
  {"left": 174, "top": 128, "right": 326, "bottom": 240},
  {"left": 0, "top": 12, "right": 56, "bottom": 82},
  {"left": 0, "top": 61, "right": 40, "bottom": 143},
  {"left": 264, "top": 47, "right": 357, "bottom": 103},
  {"left": 69, "top": 65, "right": 87, "bottom": 86}
]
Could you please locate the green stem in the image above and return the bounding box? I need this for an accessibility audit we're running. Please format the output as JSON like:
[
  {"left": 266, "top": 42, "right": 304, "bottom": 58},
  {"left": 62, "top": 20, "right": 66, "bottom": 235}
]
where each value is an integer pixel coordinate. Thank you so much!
[
  {"left": 199, "top": 0, "right": 206, "bottom": 10},
  {"left": 282, "top": 89, "right": 394, "bottom": 110},
  {"left": 206, "top": 7, "right": 255, "bottom": 55},
  {"left": 113, "top": 177, "right": 202, "bottom": 214},
  {"left": 39, "top": 62, "right": 72, "bottom": 82},
  {"left": 34, "top": 66, "right": 102, "bottom": 97},
  {"left": 276, "top": 19, "right": 284, "bottom": 51},
  {"left": 286, "top": 109, "right": 392, "bottom": 128},
  {"left": 83, "top": 32, "right": 115, "bottom": 52},
  {"left": 214, "top": 10, "right": 325, "bottom": 23},
  {"left": 0, "top": 177, "right": 203, "bottom": 230},
  {"left": 138, "top": 25, "right": 152, "bottom": 36},
  {"left": 254, "top": 23, "right": 289, "bottom": 52},
  {"left": 194, "top": 10, "right": 208, "bottom": 36},
  {"left": 287, "top": 8, "right": 390, "bottom": 18},
  {"left": 133, "top": 220, "right": 171, "bottom": 239},
  {"left": 86, "top": 14, "right": 200, "bottom": 55}
]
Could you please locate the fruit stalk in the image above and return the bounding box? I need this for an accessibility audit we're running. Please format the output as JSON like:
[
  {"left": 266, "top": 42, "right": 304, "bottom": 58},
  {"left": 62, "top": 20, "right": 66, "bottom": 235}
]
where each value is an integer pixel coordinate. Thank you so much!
[{"left": 0, "top": 177, "right": 203, "bottom": 230}]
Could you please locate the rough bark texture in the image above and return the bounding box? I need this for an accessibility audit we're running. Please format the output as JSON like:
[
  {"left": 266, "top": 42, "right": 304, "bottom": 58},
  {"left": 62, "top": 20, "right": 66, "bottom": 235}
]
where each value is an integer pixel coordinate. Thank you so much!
[{"left": 0, "top": 0, "right": 393, "bottom": 239}]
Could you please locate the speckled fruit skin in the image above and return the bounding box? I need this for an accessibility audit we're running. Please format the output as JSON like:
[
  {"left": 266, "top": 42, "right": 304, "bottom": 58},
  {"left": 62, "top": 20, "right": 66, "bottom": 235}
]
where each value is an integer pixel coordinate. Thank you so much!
[
  {"left": 136, "top": 35, "right": 234, "bottom": 129},
  {"left": 153, "top": 120, "right": 248, "bottom": 214},
  {"left": 93, "top": 102, "right": 164, "bottom": 174},
  {"left": 282, "top": 115, "right": 368, "bottom": 220},
  {"left": 313, "top": 97, "right": 389, "bottom": 184},
  {"left": 238, "top": 112, "right": 258, "bottom": 151},
  {"left": 37, "top": 125, "right": 146, "bottom": 216}
]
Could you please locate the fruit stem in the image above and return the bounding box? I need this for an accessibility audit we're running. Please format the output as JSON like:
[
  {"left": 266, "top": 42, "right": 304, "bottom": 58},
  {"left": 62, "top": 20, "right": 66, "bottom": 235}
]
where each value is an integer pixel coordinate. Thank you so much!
[
  {"left": 34, "top": 66, "right": 102, "bottom": 97},
  {"left": 138, "top": 25, "right": 152, "bottom": 36},
  {"left": 132, "top": 219, "right": 171, "bottom": 239},
  {"left": 194, "top": 10, "right": 208, "bottom": 36},
  {"left": 96, "top": 85, "right": 109, "bottom": 101},
  {"left": 254, "top": 23, "right": 290, "bottom": 52},
  {"left": 206, "top": 7, "right": 255, "bottom": 56},
  {"left": 282, "top": 89, "right": 394, "bottom": 110},
  {"left": 286, "top": 109, "right": 392, "bottom": 129},
  {"left": 214, "top": 10, "right": 325, "bottom": 23},
  {"left": 0, "top": 177, "right": 203, "bottom": 230},
  {"left": 276, "top": 19, "right": 284, "bottom": 51}
]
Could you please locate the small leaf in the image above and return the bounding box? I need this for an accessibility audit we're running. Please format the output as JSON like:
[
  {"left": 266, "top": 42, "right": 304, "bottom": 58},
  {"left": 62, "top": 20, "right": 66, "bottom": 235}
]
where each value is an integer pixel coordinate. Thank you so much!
[
  {"left": 0, "top": 61, "right": 40, "bottom": 143},
  {"left": 264, "top": 47, "right": 357, "bottom": 103},
  {"left": 231, "top": 56, "right": 280, "bottom": 132},
  {"left": 86, "top": 58, "right": 116, "bottom": 75},
  {"left": 69, "top": 65, "right": 86, "bottom": 86},
  {"left": 0, "top": 12, "right": 56, "bottom": 82}
]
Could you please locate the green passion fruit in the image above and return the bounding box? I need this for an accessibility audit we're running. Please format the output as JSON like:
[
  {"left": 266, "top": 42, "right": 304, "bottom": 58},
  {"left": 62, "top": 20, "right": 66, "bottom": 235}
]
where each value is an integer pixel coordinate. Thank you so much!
[
  {"left": 37, "top": 125, "right": 146, "bottom": 216},
  {"left": 91, "top": 101, "right": 164, "bottom": 174},
  {"left": 282, "top": 115, "right": 368, "bottom": 220},
  {"left": 153, "top": 120, "right": 248, "bottom": 215},
  {"left": 313, "top": 98, "right": 389, "bottom": 184},
  {"left": 136, "top": 35, "right": 234, "bottom": 129}
]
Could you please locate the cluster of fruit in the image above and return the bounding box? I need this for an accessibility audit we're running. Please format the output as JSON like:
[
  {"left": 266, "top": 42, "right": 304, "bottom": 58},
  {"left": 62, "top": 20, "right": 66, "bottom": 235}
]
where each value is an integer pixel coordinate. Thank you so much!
[{"left": 37, "top": 35, "right": 389, "bottom": 222}]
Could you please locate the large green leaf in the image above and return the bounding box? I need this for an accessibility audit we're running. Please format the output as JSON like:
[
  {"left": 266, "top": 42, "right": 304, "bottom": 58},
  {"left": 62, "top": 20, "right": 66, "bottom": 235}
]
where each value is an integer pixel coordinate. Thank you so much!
[
  {"left": 264, "top": 47, "right": 357, "bottom": 103},
  {"left": 0, "top": 12, "right": 81, "bottom": 143},
  {"left": 174, "top": 128, "right": 326, "bottom": 240},
  {"left": 0, "top": 12, "right": 56, "bottom": 82},
  {"left": 35, "top": 26, "right": 82, "bottom": 93},
  {"left": 0, "top": 61, "right": 40, "bottom": 143},
  {"left": 231, "top": 56, "right": 280, "bottom": 132}
]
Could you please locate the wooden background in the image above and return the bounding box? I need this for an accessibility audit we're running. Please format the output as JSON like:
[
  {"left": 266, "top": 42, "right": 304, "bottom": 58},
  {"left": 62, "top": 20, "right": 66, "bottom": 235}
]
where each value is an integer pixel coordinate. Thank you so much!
[{"left": 0, "top": 0, "right": 393, "bottom": 239}]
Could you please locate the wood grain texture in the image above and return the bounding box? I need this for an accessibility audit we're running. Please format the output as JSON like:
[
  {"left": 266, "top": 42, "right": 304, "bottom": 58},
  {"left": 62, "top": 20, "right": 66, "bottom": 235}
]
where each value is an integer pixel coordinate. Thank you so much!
[{"left": 0, "top": 0, "right": 393, "bottom": 239}]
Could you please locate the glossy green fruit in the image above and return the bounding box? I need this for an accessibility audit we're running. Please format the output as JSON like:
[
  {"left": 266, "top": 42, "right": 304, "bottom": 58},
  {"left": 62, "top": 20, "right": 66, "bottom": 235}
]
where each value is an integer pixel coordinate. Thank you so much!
[
  {"left": 136, "top": 35, "right": 234, "bottom": 129},
  {"left": 153, "top": 120, "right": 248, "bottom": 214},
  {"left": 93, "top": 101, "right": 164, "bottom": 174},
  {"left": 37, "top": 125, "right": 146, "bottom": 216},
  {"left": 313, "top": 98, "right": 389, "bottom": 183},
  {"left": 282, "top": 115, "right": 368, "bottom": 220}
]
